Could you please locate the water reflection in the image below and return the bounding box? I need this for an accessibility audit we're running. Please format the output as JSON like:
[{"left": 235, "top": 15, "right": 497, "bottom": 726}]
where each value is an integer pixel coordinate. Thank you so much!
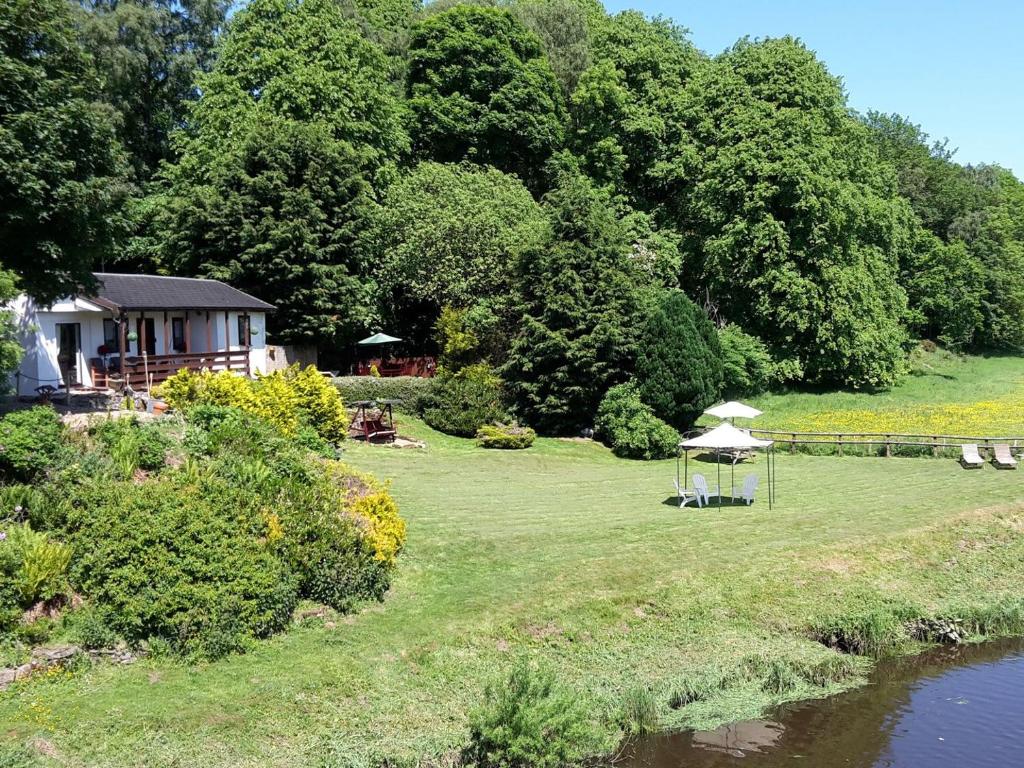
[{"left": 627, "top": 638, "right": 1024, "bottom": 768}]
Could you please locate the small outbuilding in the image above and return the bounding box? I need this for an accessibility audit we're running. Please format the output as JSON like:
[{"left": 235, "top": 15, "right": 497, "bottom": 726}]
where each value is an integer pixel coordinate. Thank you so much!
[{"left": 7, "top": 273, "right": 274, "bottom": 396}]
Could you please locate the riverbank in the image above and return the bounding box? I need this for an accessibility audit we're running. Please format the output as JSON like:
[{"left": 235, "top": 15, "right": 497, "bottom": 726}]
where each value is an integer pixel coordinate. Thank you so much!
[{"left": 1, "top": 412, "right": 1024, "bottom": 766}]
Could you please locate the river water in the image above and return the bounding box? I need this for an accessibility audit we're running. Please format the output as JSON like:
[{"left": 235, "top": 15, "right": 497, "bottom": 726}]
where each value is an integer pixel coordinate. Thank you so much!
[{"left": 626, "top": 638, "right": 1024, "bottom": 768}]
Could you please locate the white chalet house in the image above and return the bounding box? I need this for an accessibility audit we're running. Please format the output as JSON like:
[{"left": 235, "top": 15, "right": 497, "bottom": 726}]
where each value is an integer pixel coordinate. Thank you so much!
[{"left": 9, "top": 273, "right": 274, "bottom": 397}]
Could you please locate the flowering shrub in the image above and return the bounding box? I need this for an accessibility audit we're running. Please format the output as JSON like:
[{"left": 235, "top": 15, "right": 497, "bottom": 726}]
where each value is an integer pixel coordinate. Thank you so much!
[
  {"left": 157, "top": 365, "right": 345, "bottom": 442},
  {"left": 350, "top": 490, "right": 406, "bottom": 565},
  {"left": 476, "top": 423, "right": 536, "bottom": 449}
]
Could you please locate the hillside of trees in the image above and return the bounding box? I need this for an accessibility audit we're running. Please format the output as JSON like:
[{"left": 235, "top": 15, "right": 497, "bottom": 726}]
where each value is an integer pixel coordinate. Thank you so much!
[{"left": 4, "top": 0, "right": 1024, "bottom": 435}]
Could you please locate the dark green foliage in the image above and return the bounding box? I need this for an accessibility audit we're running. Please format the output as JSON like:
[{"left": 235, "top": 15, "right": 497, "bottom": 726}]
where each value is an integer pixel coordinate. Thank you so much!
[
  {"left": 69, "top": 603, "right": 120, "bottom": 650},
  {"left": 0, "top": 0, "right": 128, "bottom": 303},
  {"left": 407, "top": 5, "right": 566, "bottom": 190},
  {"left": 0, "top": 407, "right": 66, "bottom": 482},
  {"left": 504, "top": 170, "right": 645, "bottom": 434},
  {"left": 422, "top": 366, "right": 506, "bottom": 437},
  {"left": 66, "top": 477, "right": 299, "bottom": 659},
  {"left": 571, "top": 11, "right": 702, "bottom": 210},
  {"left": 372, "top": 162, "right": 548, "bottom": 341},
  {"left": 476, "top": 424, "right": 536, "bottom": 450},
  {"left": 75, "top": 0, "right": 231, "bottom": 182},
  {"left": 0, "top": 271, "right": 23, "bottom": 390},
  {"left": 719, "top": 324, "right": 775, "bottom": 396},
  {"left": 595, "top": 383, "right": 678, "bottom": 460},
  {"left": 92, "top": 417, "right": 172, "bottom": 472},
  {"left": 464, "top": 661, "right": 601, "bottom": 768},
  {"left": 635, "top": 291, "right": 722, "bottom": 429},
  {"left": 333, "top": 376, "right": 435, "bottom": 414},
  {"left": 674, "top": 38, "right": 911, "bottom": 387}
]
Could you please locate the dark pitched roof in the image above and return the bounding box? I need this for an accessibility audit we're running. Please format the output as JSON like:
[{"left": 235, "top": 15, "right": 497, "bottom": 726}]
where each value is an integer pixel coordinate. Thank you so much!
[{"left": 89, "top": 273, "right": 275, "bottom": 312}]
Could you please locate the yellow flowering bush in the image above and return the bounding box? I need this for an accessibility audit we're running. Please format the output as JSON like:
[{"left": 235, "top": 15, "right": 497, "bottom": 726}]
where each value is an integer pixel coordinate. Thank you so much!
[
  {"left": 156, "top": 365, "right": 346, "bottom": 441},
  {"left": 286, "top": 365, "right": 347, "bottom": 443},
  {"left": 351, "top": 490, "right": 406, "bottom": 565}
]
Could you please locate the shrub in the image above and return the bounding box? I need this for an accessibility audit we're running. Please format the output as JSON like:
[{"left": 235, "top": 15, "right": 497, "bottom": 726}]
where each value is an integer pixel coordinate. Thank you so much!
[
  {"left": 349, "top": 488, "right": 407, "bottom": 567},
  {"left": 0, "top": 407, "right": 65, "bottom": 481},
  {"left": 333, "top": 376, "right": 435, "bottom": 414},
  {"left": 464, "top": 662, "right": 601, "bottom": 768},
  {"left": 422, "top": 365, "right": 506, "bottom": 437},
  {"left": 287, "top": 365, "right": 348, "bottom": 443},
  {"left": 476, "top": 424, "right": 536, "bottom": 450},
  {"left": 93, "top": 417, "right": 171, "bottom": 475},
  {"left": 65, "top": 477, "right": 298, "bottom": 659},
  {"left": 70, "top": 604, "right": 120, "bottom": 650},
  {"left": 719, "top": 324, "right": 775, "bottom": 395},
  {"left": 0, "top": 522, "right": 71, "bottom": 607},
  {"left": 635, "top": 291, "right": 723, "bottom": 429},
  {"left": 596, "top": 383, "right": 679, "bottom": 460}
]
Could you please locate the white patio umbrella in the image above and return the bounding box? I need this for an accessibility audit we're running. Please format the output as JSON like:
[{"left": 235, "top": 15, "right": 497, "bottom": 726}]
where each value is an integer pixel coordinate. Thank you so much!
[
  {"left": 704, "top": 400, "right": 763, "bottom": 422},
  {"left": 357, "top": 332, "right": 403, "bottom": 346},
  {"left": 678, "top": 423, "right": 776, "bottom": 508}
]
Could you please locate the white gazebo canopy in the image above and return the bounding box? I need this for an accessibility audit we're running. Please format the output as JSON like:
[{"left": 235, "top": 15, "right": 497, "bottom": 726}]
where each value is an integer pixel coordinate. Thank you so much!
[
  {"left": 704, "top": 401, "right": 763, "bottom": 421},
  {"left": 680, "top": 422, "right": 773, "bottom": 450},
  {"left": 677, "top": 423, "right": 776, "bottom": 509}
]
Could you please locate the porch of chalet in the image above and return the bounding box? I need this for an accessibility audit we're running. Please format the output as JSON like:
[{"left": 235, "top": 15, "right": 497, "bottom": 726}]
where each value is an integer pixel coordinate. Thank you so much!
[{"left": 91, "top": 349, "right": 251, "bottom": 390}]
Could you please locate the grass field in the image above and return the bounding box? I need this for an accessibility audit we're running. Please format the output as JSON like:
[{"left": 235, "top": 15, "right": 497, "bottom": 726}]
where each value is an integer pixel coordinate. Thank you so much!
[{"left": 3, "top": 352, "right": 1024, "bottom": 767}]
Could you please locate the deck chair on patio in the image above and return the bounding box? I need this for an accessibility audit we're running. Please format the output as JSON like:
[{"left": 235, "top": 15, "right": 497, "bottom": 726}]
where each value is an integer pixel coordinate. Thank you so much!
[
  {"left": 960, "top": 444, "right": 985, "bottom": 469},
  {"left": 992, "top": 444, "right": 1018, "bottom": 469},
  {"left": 673, "top": 479, "right": 702, "bottom": 508},
  {"left": 739, "top": 474, "right": 759, "bottom": 506}
]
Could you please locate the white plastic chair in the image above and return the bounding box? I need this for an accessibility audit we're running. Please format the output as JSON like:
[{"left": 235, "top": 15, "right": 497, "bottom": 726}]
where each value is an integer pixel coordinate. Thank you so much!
[
  {"left": 739, "top": 474, "right": 759, "bottom": 506},
  {"left": 673, "top": 480, "right": 702, "bottom": 508},
  {"left": 693, "top": 473, "right": 719, "bottom": 507}
]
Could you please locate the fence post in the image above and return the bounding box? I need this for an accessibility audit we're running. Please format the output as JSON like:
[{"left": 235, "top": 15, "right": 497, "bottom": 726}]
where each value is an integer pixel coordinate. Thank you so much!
[
  {"left": 790, "top": 433, "right": 797, "bottom": 454},
  {"left": 885, "top": 435, "right": 891, "bottom": 458},
  {"left": 932, "top": 435, "right": 939, "bottom": 457},
  {"left": 837, "top": 435, "right": 843, "bottom": 457}
]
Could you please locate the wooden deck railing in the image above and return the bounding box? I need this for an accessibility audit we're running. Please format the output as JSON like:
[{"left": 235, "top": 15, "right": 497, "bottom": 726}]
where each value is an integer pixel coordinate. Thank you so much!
[
  {"left": 91, "top": 351, "right": 250, "bottom": 389},
  {"left": 749, "top": 428, "right": 1024, "bottom": 457}
]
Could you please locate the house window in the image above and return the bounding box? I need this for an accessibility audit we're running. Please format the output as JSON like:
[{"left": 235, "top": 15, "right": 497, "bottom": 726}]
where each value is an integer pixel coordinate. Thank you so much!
[
  {"left": 171, "top": 318, "right": 186, "bottom": 352},
  {"left": 102, "top": 319, "right": 121, "bottom": 353},
  {"left": 236, "top": 315, "right": 251, "bottom": 347}
]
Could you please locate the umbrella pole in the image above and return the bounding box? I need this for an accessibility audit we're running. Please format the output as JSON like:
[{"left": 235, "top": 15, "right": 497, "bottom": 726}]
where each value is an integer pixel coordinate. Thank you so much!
[
  {"left": 717, "top": 450, "right": 722, "bottom": 507},
  {"left": 685, "top": 451, "right": 688, "bottom": 493},
  {"left": 676, "top": 450, "right": 680, "bottom": 505},
  {"left": 767, "top": 446, "right": 772, "bottom": 510},
  {"left": 731, "top": 458, "right": 735, "bottom": 503}
]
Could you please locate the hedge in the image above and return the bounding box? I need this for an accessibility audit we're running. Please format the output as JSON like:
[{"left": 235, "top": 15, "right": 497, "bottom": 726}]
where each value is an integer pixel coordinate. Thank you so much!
[{"left": 333, "top": 376, "right": 435, "bottom": 414}]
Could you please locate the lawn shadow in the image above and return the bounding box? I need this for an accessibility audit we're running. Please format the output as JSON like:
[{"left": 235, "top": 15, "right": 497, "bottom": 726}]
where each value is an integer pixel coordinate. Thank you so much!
[{"left": 660, "top": 495, "right": 754, "bottom": 509}]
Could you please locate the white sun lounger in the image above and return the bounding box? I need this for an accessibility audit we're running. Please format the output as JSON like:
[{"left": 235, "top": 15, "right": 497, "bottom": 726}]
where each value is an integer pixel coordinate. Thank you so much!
[
  {"left": 993, "top": 444, "right": 1018, "bottom": 469},
  {"left": 960, "top": 444, "right": 985, "bottom": 469}
]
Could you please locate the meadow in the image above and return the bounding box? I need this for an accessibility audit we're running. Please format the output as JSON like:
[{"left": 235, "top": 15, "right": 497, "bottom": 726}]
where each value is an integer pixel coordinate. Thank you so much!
[{"left": 2, "top": 352, "right": 1024, "bottom": 766}]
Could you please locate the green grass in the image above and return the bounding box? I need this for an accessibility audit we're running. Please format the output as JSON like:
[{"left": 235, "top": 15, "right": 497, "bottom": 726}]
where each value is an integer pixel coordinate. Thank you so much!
[{"left": 3, "top": 355, "right": 1024, "bottom": 766}]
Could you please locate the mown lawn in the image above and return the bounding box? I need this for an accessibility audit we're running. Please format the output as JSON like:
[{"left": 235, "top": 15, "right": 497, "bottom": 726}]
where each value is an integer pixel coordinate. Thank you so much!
[{"left": 3, "top": 357, "right": 1024, "bottom": 767}]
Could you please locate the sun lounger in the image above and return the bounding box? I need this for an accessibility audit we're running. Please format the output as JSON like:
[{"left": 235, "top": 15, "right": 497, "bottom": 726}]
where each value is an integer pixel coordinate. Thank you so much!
[
  {"left": 993, "top": 444, "right": 1018, "bottom": 469},
  {"left": 960, "top": 444, "right": 985, "bottom": 469}
]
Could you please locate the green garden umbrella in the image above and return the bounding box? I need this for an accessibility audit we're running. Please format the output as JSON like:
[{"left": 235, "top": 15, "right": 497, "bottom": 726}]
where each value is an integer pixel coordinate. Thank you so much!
[{"left": 357, "top": 332, "right": 403, "bottom": 346}]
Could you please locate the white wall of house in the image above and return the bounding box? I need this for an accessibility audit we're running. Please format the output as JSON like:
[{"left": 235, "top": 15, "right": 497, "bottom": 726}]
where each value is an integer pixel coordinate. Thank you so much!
[{"left": 7, "top": 296, "right": 268, "bottom": 395}]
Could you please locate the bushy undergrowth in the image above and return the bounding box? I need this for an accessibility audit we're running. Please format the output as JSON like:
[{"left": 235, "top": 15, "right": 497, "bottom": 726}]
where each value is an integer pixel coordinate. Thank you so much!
[
  {"left": 464, "top": 662, "right": 601, "bottom": 768},
  {"left": 333, "top": 376, "right": 434, "bottom": 414},
  {"left": 0, "top": 399, "right": 404, "bottom": 660},
  {"left": 596, "top": 383, "right": 679, "bottom": 460},
  {"left": 422, "top": 365, "right": 506, "bottom": 437},
  {"left": 0, "top": 407, "right": 66, "bottom": 482},
  {"left": 476, "top": 424, "right": 536, "bottom": 449},
  {"left": 157, "top": 365, "right": 347, "bottom": 443}
]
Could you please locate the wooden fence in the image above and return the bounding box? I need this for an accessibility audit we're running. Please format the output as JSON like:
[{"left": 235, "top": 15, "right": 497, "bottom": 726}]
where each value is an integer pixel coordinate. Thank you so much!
[{"left": 749, "top": 428, "right": 1024, "bottom": 457}]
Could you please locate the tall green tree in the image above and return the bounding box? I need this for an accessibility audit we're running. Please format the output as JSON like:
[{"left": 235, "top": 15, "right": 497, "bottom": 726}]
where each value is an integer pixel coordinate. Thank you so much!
[
  {"left": 570, "top": 11, "right": 703, "bottom": 211},
  {"left": 503, "top": 170, "right": 645, "bottom": 434},
  {"left": 154, "top": 0, "right": 407, "bottom": 345},
  {"left": 673, "top": 38, "right": 911, "bottom": 387},
  {"left": 0, "top": 269, "right": 24, "bottom": 391},
  {"left": 371, "top": 161, "right": 549, "bottom": 345},
  {"left": 635, "top": 290, "right": 722, "bottom": 429},
  {"left": 406, "top": 5, "right": 566, "bottom": 191},
  {"left": 512, "top": 0, "right": 592, "bottom": 99},
  {"left": 76, "top": 0, "right": 231, "bottom": 181},
  {"left": 0, "top": 0, "right": 128, "bottom": 303}
]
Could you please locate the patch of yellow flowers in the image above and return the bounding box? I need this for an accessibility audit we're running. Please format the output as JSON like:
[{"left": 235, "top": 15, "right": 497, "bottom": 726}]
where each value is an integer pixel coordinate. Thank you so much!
[{"left": 784, "top": 393, "right": 1024, "bottom": 438}]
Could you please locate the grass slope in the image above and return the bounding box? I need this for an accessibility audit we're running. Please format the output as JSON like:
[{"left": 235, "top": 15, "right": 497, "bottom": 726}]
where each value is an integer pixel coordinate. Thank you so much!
[{"left": 3, "top": 354, "right": 1024, "bottom": 766}]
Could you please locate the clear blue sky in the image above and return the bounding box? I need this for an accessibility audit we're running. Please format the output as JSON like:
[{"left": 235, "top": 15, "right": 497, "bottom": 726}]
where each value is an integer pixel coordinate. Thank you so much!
[{"left": 603, "top": 0, "right": 1023, "bottom": 177}]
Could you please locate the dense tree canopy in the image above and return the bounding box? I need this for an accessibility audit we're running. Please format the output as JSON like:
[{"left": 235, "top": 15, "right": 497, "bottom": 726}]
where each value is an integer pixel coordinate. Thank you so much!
[
  {"left": 371, "top": 161, "right": 549, "bottom": 343},
  {"left": 674, "top": 38, "right": 911, "bottom": 387},
  {"left": 406, "top": 5, "right": 566, "bottom": 190},
  {"left": 503, "top": 170, "right": 646, "bottom": 433},
  {"left": 76, "top": 0, "right": 231, "bottom": 181},
  {"left": 10, "top": 0, "right": 1024, "bottom": 433},
  {"left": 0, "top": 0, "right": 128, "bottom": 303}
]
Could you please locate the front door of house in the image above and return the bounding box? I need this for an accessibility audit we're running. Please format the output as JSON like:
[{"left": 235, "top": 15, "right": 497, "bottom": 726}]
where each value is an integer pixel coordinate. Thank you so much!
[
  {"left": 135, "top": 317, "right": 156, "bottom": 355},
  {"left": 56, "top": 322, "right": 81, "bottom": 386}
]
